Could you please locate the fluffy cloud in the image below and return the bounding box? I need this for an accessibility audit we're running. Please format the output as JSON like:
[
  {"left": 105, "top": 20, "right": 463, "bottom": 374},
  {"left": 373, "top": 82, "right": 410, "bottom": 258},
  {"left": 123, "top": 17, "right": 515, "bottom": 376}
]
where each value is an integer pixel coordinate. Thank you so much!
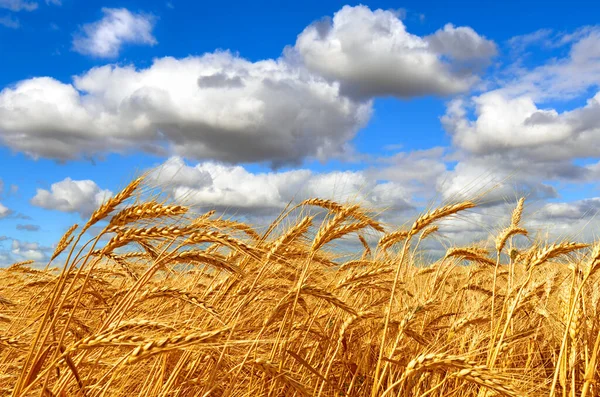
[
  {"left": 30, "top": 178, "right": 112, "bottom": 217},
  {"left": 0, "top": 5, "right": 496, "bottom": 167},
  {"left": 435, "top": 158, "right": 559, "bottom": 206},
  {"left": 425, "top": 23, "right": 497, "bottom": 64},
  {"left": 0, "top": 0, "right": 37, "bottom": 11},
  {"left": 443, "top": 89, "right": 600, "bottom": 180},
  {"left": 0, "top": 52, "right": 371, "bottom": 166},
  {"left": 292, "top": 5, "right": 495, "bottom": 99},
  {"left": 10, "top": 239, "right": 47, "bottom": 261},
  {"left": 443, "top": 93, "right": 573, "bottom": 156},
  {"left": 439, "top": 28, "right": 600, "bottom": 200},
  {"left": 72, "top": 8, "right": 157, "bottom": 58},
  {"left": 0, "top": 202, "right": 9, "bottom": 218},
  {"left": 149, "top": 156, "right": 414, "bottom": 218}
]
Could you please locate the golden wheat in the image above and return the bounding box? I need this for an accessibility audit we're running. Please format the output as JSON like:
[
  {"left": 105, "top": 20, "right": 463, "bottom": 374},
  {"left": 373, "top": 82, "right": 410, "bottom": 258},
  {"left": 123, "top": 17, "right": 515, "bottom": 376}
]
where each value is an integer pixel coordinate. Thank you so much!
[{"left": 1, "top": 179, "right": 599, "bottom": 397}]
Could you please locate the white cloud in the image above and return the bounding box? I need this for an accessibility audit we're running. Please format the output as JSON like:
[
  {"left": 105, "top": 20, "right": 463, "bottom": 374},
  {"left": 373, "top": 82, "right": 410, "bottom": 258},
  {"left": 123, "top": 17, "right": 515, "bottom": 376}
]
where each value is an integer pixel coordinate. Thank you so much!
[
  {"left": 292, "top": 5, "right": 495, "bottom": 98},
  {"left": 438, "top": 28, "right": 600, "bottom": 200},
  {"left": 46, "top": 0, "right": 60, "bottom": 5},
  {"left": 30, "top": 177, "right": 112, "bottom": 217},
  {"left": 443, "top": 90, "right": 600, "bottom": 171},
  {"left": 435, "top": 158, "right": 558, "bottom": 206},
  {"left": 0, "top": 5, "right": 495, "bottom": 167},
  {"left": 149, "top": 156, "right": 414, "bottom": 219},
  {"left": 443, "top": 92, "right": 572, "bottom": 155},
  {"left": 425, "top": 23, "right": 497, "bottom": 63},
  {"left": 10, "top": 239, "right": 47, "bottom": 261},
  {"left": 72, "top": 8, "right": 157, "bottom": 58},
  {"left": 0, "top": 14, "right": 19, "bottom": 28},
  {"left": 0, "top": 202, "right": 9, "bottom": 218},
  {"left": 0, "top": 0, "right": 37, "bottom": 11},
  {"left": 0, "top": 52, "right": 371, "bottom": 166}
]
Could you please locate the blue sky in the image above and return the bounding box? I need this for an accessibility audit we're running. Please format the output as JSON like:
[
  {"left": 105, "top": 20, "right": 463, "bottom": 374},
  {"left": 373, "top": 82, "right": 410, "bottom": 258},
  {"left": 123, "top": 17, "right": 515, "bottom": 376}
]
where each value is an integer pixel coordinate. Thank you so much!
[{"left": 1, "top": 0, "right": 600, "bottom": 264}]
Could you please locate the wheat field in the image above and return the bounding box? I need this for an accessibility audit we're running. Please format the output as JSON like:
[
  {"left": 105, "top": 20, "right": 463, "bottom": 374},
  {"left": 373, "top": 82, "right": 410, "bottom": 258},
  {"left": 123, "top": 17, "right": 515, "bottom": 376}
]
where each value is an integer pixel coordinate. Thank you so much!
[{"left": 0, "top": 173, "right": 599, "bottom": 397}]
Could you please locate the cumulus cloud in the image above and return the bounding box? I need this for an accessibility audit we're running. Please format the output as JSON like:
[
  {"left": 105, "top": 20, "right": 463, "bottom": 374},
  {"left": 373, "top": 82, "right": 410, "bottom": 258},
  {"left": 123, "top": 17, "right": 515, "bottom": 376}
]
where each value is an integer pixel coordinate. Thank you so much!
[
  {"left": 0, "top": 0, "right": 37, "bottom": 11},
  {"left": 149, "top": 156, "right": 414, "bottom": 219},
  {"left": 438, "top": 27, "right": 600, "bottom": 203},
  {"left": 0, "top": 52, "right": 371, "bottom": 167},
  {"left": 292, "top": 5, "right": 495, "bottom": 98},
  {"left": 435, "top": 158, "right": 559, "bottom": 206},
  {"left": 11, "top": 239, "right": 48, "bottom": 261},
  {"left": 425, "top": 23, "right": 497, "bottom": 64},
  {"left": 443, "top": 93, "right": 572, "bottom": 156},
  {"left": 0, "top": 5, "right": 497, "bottom": 167},
  {"left": 72, "top": 8, "right": 157, "bottom": 58},
  {"left": 30, "top": 177, "right": 112, "bottom": 217},
  {"left": 443, "top": 89, "right": 600, "bottom": 180}
]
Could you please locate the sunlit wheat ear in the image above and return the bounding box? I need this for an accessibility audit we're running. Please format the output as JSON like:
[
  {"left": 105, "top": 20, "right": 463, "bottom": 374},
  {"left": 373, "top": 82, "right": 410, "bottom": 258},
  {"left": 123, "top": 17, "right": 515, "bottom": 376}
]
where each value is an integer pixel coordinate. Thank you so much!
[
  {"left": 0, "top": 336, "right": 25, "bottom": 349},
  {"left": 101, "top": 225, "right": 197, "bottom": 253},
  {"left": 266, "top": 216, "right": 313, "bottom": 261},
  {"left": 68, "top": 333, "right": 147, "bottom": 352},
  {"left": 208, "top": 219, "right": 261, "bottom": 240},
  {"left": 186, "top": 230, "right": 261, "bottom": 259},
  {"left": 585, "top": 243, "right": 600, "bottom": 277},
  {"left": 104, "top": 253, "right": 139, "bottom": 280},
  {"left": 495, "top": 226, "right": 528, "bottom": 253},
  {"left": 511, "top": 197, "right": 525, "bottom": 227},
  {"left": 49, "top": 224, "right": 78, "bottom": 262},
  {"left": 302, "top": 198, "right": 384, "bottom": 232},
  {"left": 8, "top": 260, "right": 35, "bottom": 269},
  {"left": 300, "top": 198, "right": 345, "bottom": 213},
  {"left": 108, "top": 202, "right": 188, "bottom": 228},
  {"left": 335, "top": 267, "right": 393, "bottom": 290},
  {"left": 300, "top": 285, "right": 358, "bottom": 315},
  {"left": 378, "top": 229, "right": 409, "bottom": 250},
  {"left": 410, "top": 201, "right": 476, "bottom": 236},
  {"left": 105, "top": 319, "right": 177, "bottom": 333},
  {"left": 126, "top": 328, "right": 229, "bottom": 364},
  {"left": 452, "top": 367, "right": 523, "bottom": 397},
  {"left": 419, "top": 225, "right": 438, "bottom": 241},
  {"left": 83, "top": 175, "right": 145, "bottom": 233},
  {"left": 249, "top": 359, "right": 312, "bottom": 397},
  {"left": 357, "top": 234, "right": 372, "bottom": 258},
  {"left": 382, "top": 352, "right": 524, "bottom": 397},
  {"left": 444, "top": 247, "right": 496, "bottom": 267},
  {"left": 525, "top": 242, "right": 589, "bottom": 271},
  {"left": 311, "top": 205, "right": 359, "bottom": 251},
  {"left": 138, "top": 286, "right": 220, "bottom": 319},
  {"left": 317, "top": 221, "right": 370, "bottom": 251}
]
